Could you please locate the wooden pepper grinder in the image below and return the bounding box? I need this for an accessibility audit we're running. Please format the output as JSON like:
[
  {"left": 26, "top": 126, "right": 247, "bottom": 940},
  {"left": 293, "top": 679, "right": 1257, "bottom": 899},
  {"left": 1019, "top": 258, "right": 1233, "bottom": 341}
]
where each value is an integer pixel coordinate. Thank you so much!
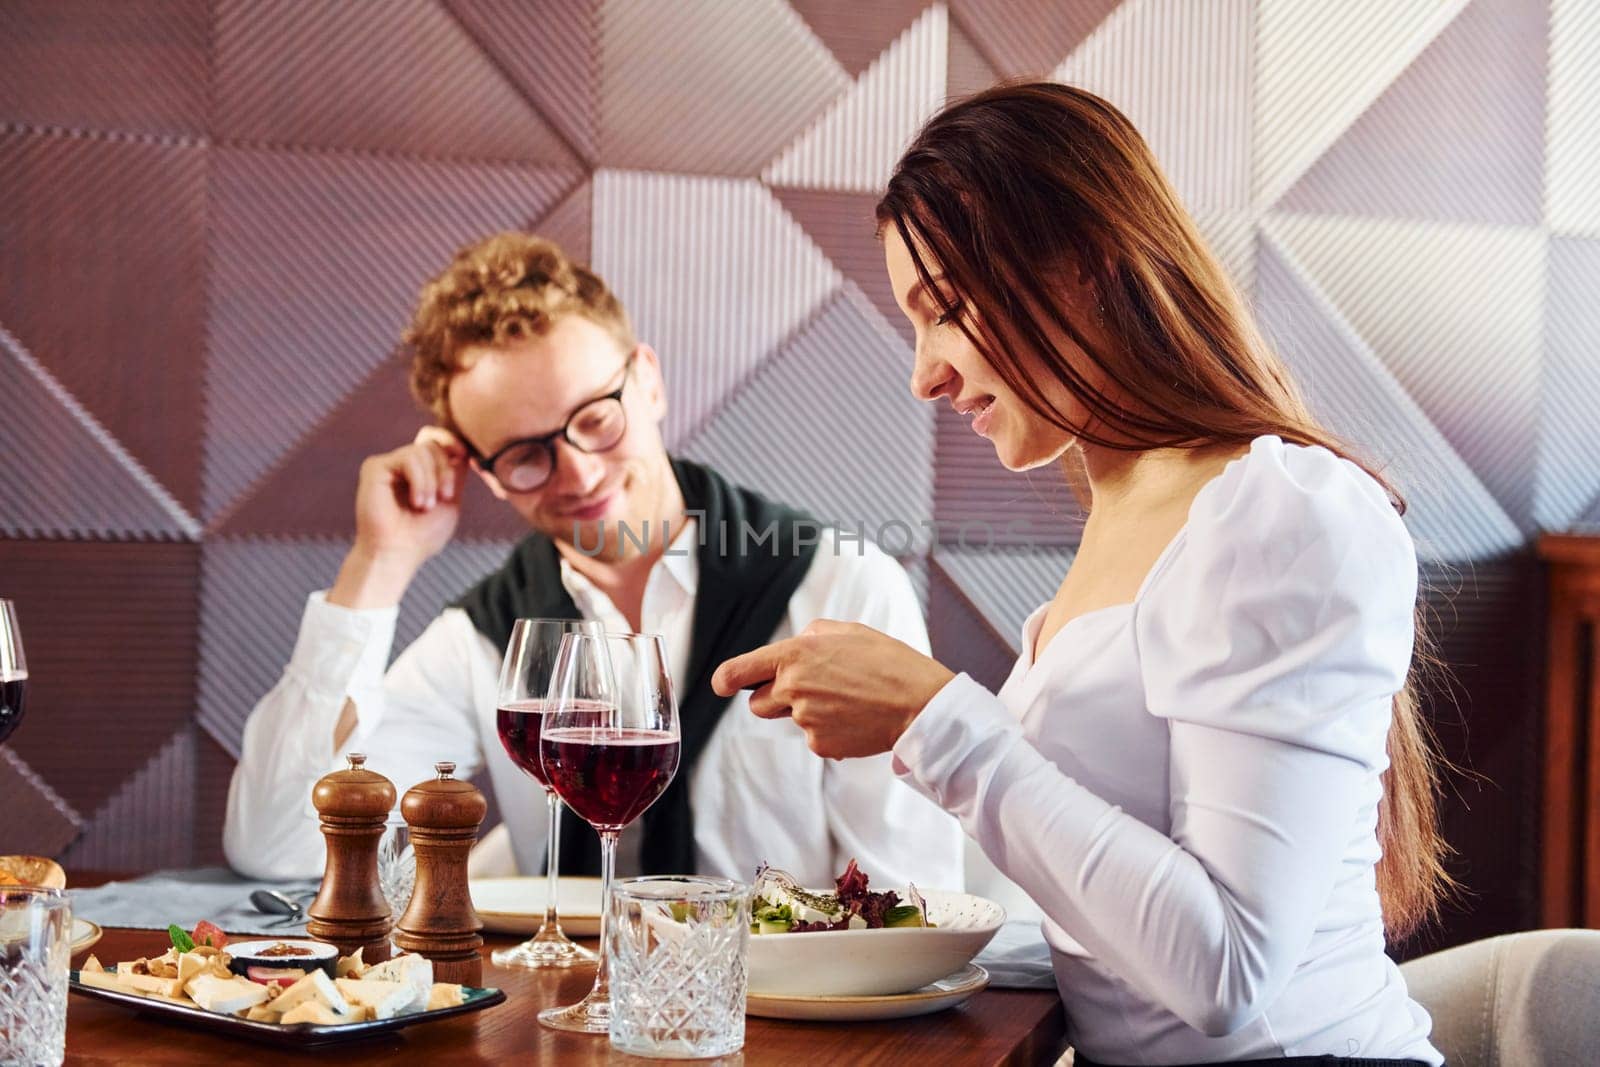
[
  {"left": 393, "top": 761, "right": 486, "bottom": 985},
  {"left": 306, "top": 752, "right": 396, "bottom": 964}
]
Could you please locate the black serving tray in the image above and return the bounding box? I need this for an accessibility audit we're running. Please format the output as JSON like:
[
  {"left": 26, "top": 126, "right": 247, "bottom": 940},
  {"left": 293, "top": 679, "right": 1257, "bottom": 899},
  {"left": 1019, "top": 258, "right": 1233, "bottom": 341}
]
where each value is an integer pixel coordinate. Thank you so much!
[{"left": 68, "top": 971, "right": 506, "bottom": 1048}]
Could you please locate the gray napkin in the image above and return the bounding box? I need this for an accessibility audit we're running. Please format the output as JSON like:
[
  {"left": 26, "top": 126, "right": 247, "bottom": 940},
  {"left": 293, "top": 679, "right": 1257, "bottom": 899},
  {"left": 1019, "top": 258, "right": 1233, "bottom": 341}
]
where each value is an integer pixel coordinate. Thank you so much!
[
  {"left": 69, "top": 867, "right": 319, "bottom": 937},
  {"left": 973, "top": 919, "right": 1057, "bottom": 990}
]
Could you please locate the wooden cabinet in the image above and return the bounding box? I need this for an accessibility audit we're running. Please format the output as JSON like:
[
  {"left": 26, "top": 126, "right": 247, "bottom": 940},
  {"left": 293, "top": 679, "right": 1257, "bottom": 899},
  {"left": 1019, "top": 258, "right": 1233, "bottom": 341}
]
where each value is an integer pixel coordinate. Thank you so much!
[{"left": 1540, "top": 532, "right": 1600, "bottom": 927}]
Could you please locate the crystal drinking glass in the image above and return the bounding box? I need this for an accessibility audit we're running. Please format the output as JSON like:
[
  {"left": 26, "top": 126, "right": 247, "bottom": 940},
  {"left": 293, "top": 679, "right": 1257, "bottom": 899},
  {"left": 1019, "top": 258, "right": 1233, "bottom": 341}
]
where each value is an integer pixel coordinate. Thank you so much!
[
  {"left": 608, "top": 876, "right": 750, "bottom": 1058},
  {"left": 0, "top": 886, "right": 71, "bottom": 1067}
]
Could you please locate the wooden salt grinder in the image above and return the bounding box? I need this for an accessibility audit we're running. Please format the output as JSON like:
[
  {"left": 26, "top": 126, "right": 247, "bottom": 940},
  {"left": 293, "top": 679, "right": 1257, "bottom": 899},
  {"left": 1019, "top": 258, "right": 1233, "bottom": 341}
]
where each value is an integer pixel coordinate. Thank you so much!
[
  {"left": 393, "top": 761, "right": 486, "bottom": 985},
  {"left": 306, "top": 752, "right": 396, "bottom": 964}
]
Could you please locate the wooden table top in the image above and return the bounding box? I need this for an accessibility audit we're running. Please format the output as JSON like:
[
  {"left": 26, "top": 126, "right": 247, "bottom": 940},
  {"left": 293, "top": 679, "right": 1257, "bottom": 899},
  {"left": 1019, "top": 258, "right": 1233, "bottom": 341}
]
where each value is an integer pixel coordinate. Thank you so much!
[{"left": 64, "top": 926, "right": 1068, "bottom": 1065}]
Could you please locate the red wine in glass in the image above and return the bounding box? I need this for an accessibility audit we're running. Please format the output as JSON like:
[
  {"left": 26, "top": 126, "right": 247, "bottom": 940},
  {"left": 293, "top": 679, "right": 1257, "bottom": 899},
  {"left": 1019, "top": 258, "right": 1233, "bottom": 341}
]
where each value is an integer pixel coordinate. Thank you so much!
[
  {"left": 0, "top": 676, "right": 25, "bottom": 746},
  {"left": 541, "top": 726, "right": 680, "bottom": 831},
  {"left": 497, "top": 698, "right": 620, "bottom": 788},
  {"left": 496, "top": 699, "right": 553, "bottom": 787}
]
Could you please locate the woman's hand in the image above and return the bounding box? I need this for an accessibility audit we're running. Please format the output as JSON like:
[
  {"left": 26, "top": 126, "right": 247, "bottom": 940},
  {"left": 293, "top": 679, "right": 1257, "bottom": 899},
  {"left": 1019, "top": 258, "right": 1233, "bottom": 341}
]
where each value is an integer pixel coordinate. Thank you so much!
[{"left": 712, "top": 620, "right": 956, "bottom": 759}]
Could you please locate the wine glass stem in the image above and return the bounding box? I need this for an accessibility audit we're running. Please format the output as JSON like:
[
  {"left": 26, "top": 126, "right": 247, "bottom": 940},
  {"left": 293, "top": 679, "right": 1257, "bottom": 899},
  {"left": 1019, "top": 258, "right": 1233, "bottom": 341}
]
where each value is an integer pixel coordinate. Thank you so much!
[
  {"left": 541, "top": 789, "right": 562, "bottom": 932},
  {"left": 591, "top": 829, "right": 619, "bottom": 999}
]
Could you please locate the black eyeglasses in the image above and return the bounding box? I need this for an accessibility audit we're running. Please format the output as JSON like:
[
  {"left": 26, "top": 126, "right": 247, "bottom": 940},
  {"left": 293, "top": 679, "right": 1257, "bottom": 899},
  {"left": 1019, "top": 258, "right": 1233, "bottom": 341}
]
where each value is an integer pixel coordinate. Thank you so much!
[{"left": 461, "top": 352, "right": 636, "bottom": 494}]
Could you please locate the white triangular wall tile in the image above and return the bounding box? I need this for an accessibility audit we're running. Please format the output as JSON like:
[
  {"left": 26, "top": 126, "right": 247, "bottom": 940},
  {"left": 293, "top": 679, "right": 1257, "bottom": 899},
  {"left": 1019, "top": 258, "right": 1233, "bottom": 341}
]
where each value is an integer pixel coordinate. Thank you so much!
[
  {"left": 764, "top": 3, "right": 948, "bottom": 192},
  {"left": 1254, "top": 0, "right": 1469, "bottom": 208},
  {"left": 1055, "top": 0, "right": 1255, "bottom": 212},
  {"left": 592, "top": 170, "right": 843, "bottom": 445}
]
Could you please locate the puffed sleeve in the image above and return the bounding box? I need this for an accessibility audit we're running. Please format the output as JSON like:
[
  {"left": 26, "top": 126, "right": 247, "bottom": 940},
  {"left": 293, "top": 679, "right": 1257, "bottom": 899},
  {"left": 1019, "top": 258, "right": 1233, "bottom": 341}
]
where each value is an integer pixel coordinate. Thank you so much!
[
  {"left": 1138, "top": 436, "right": 1417, "bottom": 764},
  {"left": 892, "top": 437, "right": 1418, "bottom": 1036}
]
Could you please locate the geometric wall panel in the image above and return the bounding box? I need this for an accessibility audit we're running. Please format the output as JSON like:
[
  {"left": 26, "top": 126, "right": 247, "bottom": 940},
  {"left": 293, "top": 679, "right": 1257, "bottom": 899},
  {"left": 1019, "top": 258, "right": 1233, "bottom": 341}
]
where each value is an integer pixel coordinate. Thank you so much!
[
  {"left": 0, "top": 325, "right": 198, "bottom": 541},
  {"left": 591, "top": 170, "right": 842, "bottom": 445},
  {"left": 1539, "top": 238, "right": 1600, "bottom": 529},
  {"left": 204, "top": 148, "right": 578, "bottom": 522},
  {"left": 1547, "top": 0, "right": 1600, "bottom": 236},
  {"left": 193, "top": 733, "right": 239, "bottom": 867},
  {"left": 61, "top": 728, "right": 197, "bottom": 872},
  {"left": 213, "top": 359, "right": 529, "bottom": 543},
  {"left": 773, "top": 188, "right": 913, "bottom": 346},
  {"left": 441, "top": 0, "right": 602, "bottom": 164},
  {"left": 680, "top": 284, "right": 932, "bottom": 542},
  {"left": 1195, "top": 212, "right": 1260, "bottom": 293},
  {"left": 765, "top": 4, "right": 948, "bottom": 193},
  {"left": 1255, "top": 236, "right": 1523, "bottom": 563},
  {"left": 0, "top": 749, "right": 81, "bottom": 859},
  {"left": 1055, "top": 0, "right": 1254, "bottom": 213},
  {"left": 946, "top": 0, "right": 1119, "bottom": 79},
  {"left": 198, "top": 539, "right": 513, "bottom": 757},
  {"left": 946, "top": 10, "right": 1002, "bottom": 99},
  {"left": 1279, "top": 0, "right": 1548, "bottom": 226},
  {"left": 0, "top": 129, "right": 207, "bottom": 512},
  {"left": 932, "top": 546, "right": 1075, "bottom": 648},
  {"left": 927, "top": 559, "right": 1026, "bottom": 695},
  {"left": 0, "top": 540, "right": 199, "bottom": 817},
  {"left": 597, "top": 0, "right": 849, "bottom": 175},
  {"left": 1253, "top": 0, "right": 1470, "bottom": 208},
  {"left": 214, "top": 0, "right": 578, "bottom": 166},
  {"left": 0, "top": 0, "right": 209, "bottom": 140},
  {"left": 790, "top": 0, "right": 931, "bottom": 78},
  {"left": 209, "top": 358, "right": 513, "bottom": 545},
  {"left": 532, "top": 175, "right": 596, "bottom": 269},
  {"left": 196, "top": 539, "right": 347, "bottom": 758},
  {"left": 1266, "top": 214, "right": 1545, "bottom": 526}
]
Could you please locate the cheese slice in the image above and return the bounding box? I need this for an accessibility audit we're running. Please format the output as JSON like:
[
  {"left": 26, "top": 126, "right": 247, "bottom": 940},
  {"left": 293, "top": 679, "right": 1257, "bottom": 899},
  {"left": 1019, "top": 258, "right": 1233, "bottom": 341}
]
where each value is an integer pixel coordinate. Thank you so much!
[
  {"left": 364, "top": 953, "right": 432, "bottom": 1012},
  {"left": 245, "top": 1005, "right": 279, "bottom": 1022},
  {"left": 78, "top": 968, "right": 122, "bottom": 993},
  {"left": 336, "top": 977, "right": 418, "bottom": 1020},
  {"left": 426, "top": 983, "right": 464, "bottom": 1011},
  {"left": 175, "top": 950, "right": 207, "bottom": 987},
  {"left": 117, "top": 972, "right": 185, "bottom": 999},
  {"left": 278, "top": 1001, "right": 351, "bottom": 1026},
  {"left": 185, "top": 974, "right": 270, "bottom": 1015},
  {"left": 81, "top": 954, "right": 104, "bottom": 973},
  {"left": 335, "top": 947, "right": 368, "bottom": 978},
  {"left": 271, "top": 968, "right": 349, "bottom": 1016}
]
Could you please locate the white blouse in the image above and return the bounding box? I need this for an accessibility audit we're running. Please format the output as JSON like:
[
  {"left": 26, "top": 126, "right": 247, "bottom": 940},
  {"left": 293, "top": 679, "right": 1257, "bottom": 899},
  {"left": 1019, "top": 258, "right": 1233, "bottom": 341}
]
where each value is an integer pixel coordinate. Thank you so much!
[{"left": 894, "top": 437, "right": 1442, "bottom": 1065}]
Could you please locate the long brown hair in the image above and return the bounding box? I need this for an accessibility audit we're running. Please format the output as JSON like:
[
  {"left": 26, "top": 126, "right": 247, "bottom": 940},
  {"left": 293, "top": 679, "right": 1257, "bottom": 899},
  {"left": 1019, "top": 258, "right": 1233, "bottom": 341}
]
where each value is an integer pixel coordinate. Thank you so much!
[{"left": 877, "top": 81, "right": 1450, "bottom": 938}]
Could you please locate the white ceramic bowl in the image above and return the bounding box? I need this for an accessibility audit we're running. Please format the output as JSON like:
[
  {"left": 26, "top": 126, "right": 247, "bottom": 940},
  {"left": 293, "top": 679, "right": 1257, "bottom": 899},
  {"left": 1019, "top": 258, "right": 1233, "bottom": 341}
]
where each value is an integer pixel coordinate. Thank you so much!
[{"left": 746, "top": 889, "right": 1005, "bottom": 997}]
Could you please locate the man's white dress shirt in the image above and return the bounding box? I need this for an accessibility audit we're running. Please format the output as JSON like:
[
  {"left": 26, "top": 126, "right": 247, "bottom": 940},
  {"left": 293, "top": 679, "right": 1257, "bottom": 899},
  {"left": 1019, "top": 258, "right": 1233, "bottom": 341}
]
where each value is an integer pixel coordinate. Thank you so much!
[
  {"left": 893, "top": 438, "right": 1443, "bottom": 1064},
  {"left": 225, "top": 524, "right": 965, "bottom": 895}
]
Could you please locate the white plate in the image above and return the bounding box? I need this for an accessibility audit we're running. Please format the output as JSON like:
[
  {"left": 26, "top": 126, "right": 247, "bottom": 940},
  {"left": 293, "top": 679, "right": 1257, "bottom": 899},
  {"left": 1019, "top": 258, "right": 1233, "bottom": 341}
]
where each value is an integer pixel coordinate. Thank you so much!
[
  {"left": 0, "top": 916, "right": 99, "bottom": 953},
  {"left": 746, "top": 963, "right": 990, "bottom": 1021},
  {"left": 72, "top": 918, "right": 102, "bottom": 955},
  {"left": 470, "top": 877, "right": 604, "bottom": 937},
  {"left": 747, "top": 889, "right": 1004, "bottom": 997}
]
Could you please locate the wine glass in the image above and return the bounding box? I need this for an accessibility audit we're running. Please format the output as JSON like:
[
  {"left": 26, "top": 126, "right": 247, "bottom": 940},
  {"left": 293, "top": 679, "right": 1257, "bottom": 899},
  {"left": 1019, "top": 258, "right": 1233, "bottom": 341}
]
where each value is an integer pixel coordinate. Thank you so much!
[
  {"left": 0, "top": 600, "right": 26, "bottom": 747},
  {"left": 491, "top": 618, "right": 604, "bottom": 969},
  {"left": 537, "top": 631, "right": 680, "bottom": 1034}
]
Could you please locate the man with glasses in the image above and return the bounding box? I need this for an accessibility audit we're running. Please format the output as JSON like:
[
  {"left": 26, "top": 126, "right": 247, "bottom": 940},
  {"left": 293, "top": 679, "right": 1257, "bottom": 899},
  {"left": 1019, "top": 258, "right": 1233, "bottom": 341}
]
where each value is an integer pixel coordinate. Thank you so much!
[{"left": 223, "top": 232, "right": 963, "bottom": 894}]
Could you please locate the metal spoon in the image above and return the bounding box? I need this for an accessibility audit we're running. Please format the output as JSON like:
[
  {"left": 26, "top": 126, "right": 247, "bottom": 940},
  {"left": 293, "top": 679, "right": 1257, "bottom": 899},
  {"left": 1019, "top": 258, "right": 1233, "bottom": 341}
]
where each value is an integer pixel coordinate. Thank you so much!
[{"left": 249, "top": 889, "right": 310, "bottom": 927}]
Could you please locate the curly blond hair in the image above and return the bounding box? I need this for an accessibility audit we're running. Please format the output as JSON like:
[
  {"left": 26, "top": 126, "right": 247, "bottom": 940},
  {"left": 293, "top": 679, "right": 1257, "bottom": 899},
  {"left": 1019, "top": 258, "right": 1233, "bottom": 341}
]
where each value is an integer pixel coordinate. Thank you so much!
[{"left": 405, "top": 232, "right": 636, "bottom": 424}]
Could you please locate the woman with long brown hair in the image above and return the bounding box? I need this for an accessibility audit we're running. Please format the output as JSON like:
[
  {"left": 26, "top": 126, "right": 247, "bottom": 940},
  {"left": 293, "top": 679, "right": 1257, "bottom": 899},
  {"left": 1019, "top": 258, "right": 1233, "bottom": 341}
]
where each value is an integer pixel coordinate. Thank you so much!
[{"left": 715, "top": 82, "right": 1447, "bottom": 1066}]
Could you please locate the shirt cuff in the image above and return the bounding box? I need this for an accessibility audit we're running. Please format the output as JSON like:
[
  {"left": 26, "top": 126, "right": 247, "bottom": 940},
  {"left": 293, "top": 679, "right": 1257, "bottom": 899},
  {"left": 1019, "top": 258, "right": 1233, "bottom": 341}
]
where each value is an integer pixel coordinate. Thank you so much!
[
  {"left": 892, "top": 672, "right": 1021, "bottom": 808},
  {"left": 287, "top": 591, "right": 398, "bottom": 701}
]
